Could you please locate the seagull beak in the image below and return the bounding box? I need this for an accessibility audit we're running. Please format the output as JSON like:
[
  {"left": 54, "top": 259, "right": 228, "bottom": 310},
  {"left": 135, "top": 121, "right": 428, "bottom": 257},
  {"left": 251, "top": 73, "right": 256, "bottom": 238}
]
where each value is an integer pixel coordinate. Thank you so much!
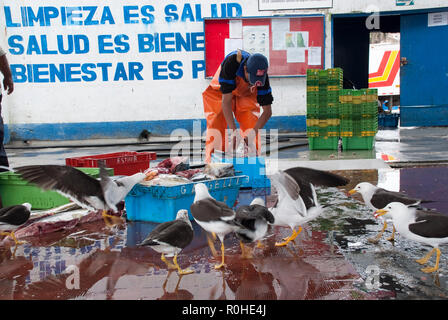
[
  {"left": 347, "top": 189, "right": 357, "bottom": 196},
  {"left": 144, "top": 170, "right": 158, "bottom": 181},
  {"left": 374, "top": 209, "right": 388, "bottom": 219}
]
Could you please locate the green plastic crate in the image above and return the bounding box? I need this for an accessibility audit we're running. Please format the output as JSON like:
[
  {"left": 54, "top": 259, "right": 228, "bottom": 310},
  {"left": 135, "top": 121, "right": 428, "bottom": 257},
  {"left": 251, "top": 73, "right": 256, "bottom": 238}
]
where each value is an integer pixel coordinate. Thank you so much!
[
  {"left": 307, "top": 91, "right": 319, "bottom": 101},
  {"left": 327, "top": 68, "right": 343, "bottom": 76},
  {"left": 340, "top": 119, "right": 378, "bottom": 136},
  {"left": 340, "top": 103, "right": 353, "bottom": 118},
  {"left": 0, "top": 167, "right": 114, "bottom": 209},
  {"left": 341, "top": 136, "right": 375, "bottom": 150},
  {"left": 307, "top": 69, "right": 320, "bottom": 78},
  {"left": 306, "top": 125, "right": 330, "bottom": 138},
  {"left": 308, "top": 136, "right": 339, "bottom": 150},
  {"left": 326, "top": 107, "right": 340, "bottom": 119},
  {"left": 360, "top": 102, "right": 378, "bottom": 116},
  {"left": 326, "top": 94, "right": 340, "bottom": 104}
]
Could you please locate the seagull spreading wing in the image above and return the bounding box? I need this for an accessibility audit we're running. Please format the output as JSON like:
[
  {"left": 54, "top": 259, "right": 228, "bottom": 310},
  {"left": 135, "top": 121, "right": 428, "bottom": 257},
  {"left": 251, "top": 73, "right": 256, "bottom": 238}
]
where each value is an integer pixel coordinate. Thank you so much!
[
  {"left": 269, "top": 166, "right": 349, "bottom": 247},
  {"left": 15, "top": 161, "right": 157, "bottom": 223}
]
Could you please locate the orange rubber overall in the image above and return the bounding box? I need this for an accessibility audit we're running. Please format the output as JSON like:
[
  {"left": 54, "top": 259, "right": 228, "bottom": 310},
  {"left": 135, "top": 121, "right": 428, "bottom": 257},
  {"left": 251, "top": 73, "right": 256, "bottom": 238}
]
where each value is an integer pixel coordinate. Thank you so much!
[{"left": 202, "top": 66, "right": 261, "bottom": 163}]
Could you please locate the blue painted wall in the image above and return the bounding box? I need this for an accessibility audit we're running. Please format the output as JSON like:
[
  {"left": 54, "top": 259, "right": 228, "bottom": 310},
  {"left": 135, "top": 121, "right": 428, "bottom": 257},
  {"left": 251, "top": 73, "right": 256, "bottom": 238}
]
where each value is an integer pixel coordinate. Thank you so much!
[
  {"left": 5, "top": 115, "right": 306, "bottom": 142},
  {"left": 400, "top": 12, "right": 448, "bottom": 126},
  {"left": 400, "top": 105, "right": 448, "bottom": 127}
]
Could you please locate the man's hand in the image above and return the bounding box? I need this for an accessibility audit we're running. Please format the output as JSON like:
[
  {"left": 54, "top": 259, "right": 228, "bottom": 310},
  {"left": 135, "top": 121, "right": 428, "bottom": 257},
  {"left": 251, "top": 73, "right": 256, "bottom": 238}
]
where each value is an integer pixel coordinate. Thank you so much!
[
  {"left": 229, "top": 129, "right": 241, "bottom": 152},
  {"left": 0, "top": 55, "right": 14, "bottom": 95},
  {"left": 228, "top": 130, "right": 251, "bottom": 157},
  {"left": 3, "top": 76, "right": 13, "bottom": 95},
  {"left": 253, "top": 105, "right": 272, "bottom": 133}
]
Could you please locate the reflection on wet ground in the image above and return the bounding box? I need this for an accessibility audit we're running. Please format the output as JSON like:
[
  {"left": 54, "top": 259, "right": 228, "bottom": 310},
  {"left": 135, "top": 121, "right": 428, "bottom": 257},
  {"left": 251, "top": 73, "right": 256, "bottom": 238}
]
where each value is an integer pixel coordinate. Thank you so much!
[
  {"left": 318, "top": 166, "right": 448, "bottom": 299},
  {"left": 2, "top": 166, "right": 448, "bottom": 300},
  {"left": 0, "top": 220, "right": 367, "bottom": 300}
]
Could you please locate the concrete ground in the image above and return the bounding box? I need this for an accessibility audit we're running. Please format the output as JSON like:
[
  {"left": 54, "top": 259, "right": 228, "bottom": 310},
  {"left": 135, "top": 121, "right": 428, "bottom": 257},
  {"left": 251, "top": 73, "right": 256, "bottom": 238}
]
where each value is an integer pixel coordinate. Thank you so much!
[{"left": 2, "top": 126, "right": 448, "bottom": 300}]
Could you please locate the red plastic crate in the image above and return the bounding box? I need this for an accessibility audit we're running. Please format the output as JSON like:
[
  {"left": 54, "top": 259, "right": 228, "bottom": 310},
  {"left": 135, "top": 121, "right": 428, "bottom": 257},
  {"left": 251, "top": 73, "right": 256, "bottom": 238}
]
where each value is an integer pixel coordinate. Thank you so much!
[{"left": 66, "top": 152, "right": 156, "bottom": 176}]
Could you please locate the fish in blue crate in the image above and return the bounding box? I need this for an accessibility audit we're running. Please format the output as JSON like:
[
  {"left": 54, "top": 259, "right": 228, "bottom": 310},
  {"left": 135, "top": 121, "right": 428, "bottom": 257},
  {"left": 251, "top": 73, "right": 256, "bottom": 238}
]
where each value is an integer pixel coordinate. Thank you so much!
[
  {"left": 203, "top": 162, "right": 235, "bottom": 178},
  {"left": 211, "top": 152, "right": 270, "bottom": 189},
  {"left": 144, "top": 159, "right": 236, "bottom": 185},
  {"left": 139, "top": 166, "right": 236, "bottom": 189},
  {"left": 139, "top": 174, "right": 192, "bottom": 187},
  {"left": 125, "top": 165, "right": 247, "bottom": 223},
  {"left": 155, "top": 156, "right": 190, "bottom": 174}
]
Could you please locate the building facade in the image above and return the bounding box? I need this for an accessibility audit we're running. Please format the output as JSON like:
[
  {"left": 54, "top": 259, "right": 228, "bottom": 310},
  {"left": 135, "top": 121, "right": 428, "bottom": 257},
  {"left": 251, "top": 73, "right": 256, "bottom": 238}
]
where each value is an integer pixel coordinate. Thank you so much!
[{"left": 1, "top": 0, "right": 447, "bottom": 142}]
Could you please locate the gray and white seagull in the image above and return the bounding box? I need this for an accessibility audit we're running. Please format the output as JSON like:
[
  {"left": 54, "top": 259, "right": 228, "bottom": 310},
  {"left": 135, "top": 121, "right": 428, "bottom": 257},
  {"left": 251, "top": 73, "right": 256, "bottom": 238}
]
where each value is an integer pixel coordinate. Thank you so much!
[
  {"left": 15, "top": 160, "right": 157, "bottom": 223},
  {"left": 190, "top": 183, "right": 242, "bottom": 269},
  {"left": 348, "top": 182, "right": 432, "bottom": 243},
  {"left": 269, "top": 166, "right": 349, "bottom": 247},
  {"left": 375, "top": 202, "right": 448, "bottom": 274},
  {"left": 0, "top": 203, "right": 32, "bottom": 245},
  {"left": 139, "top": 209, "right": 194, "bottom": 275},
  {"left": 234, "top": 197, "right": 275, "bottom": 258}
]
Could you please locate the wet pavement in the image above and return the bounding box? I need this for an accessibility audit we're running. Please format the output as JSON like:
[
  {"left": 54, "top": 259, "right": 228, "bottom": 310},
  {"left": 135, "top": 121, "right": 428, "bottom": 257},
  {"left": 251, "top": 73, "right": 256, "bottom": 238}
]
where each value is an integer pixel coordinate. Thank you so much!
[
  {"left": 317, "top": 167, "right": 448, "bottom": 300},
  {"left": 0, "top": 221, "right": 365, "bottom": 300},
  {"left": 2, "top": 127, "right": 448, "bottom": 300}
]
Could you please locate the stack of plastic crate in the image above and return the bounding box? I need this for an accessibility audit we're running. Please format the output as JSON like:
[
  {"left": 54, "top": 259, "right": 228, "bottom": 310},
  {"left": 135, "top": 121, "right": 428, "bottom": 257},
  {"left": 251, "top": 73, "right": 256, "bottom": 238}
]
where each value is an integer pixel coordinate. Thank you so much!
[
  {"left": 306, "top": 69, "right": 320, "bottom": 138},
  {"left": 326, "top": 68, "right": 343, "bottom": 136},
  {"left": 306, "top": 68, "right": 342, "bottom": 150},
  {"left": 339, "top": 88, "right": 378, "bottom": 150}
]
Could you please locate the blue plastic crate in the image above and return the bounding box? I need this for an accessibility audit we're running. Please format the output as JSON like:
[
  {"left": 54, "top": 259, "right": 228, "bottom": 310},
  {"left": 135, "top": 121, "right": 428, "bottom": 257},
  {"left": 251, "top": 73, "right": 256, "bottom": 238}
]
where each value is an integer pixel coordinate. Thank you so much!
[
  {"left": 378, "top": 113, "right": 399, "bottom": 128},
  {"left": 234, "top": 187, "right": 272, "bottom": 209},
  {"left": 211, "top": 155, "right": 271, "bottom": 189},
  {"left": 124, "top": 175, "right": 248, "bottom": 223}
]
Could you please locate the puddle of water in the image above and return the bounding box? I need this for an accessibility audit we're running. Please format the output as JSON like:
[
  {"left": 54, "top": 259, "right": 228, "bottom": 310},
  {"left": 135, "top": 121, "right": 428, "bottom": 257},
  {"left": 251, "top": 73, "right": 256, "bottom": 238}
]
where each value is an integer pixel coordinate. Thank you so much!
[
  {"left": 313, "top": 166, "right": 448, "bottom": 300},
  {"left": 399, "top": 166, "right": 448, "bottom": 213},
  {"left": 0, "top": 218, "right": 366, "bottom": 300}
]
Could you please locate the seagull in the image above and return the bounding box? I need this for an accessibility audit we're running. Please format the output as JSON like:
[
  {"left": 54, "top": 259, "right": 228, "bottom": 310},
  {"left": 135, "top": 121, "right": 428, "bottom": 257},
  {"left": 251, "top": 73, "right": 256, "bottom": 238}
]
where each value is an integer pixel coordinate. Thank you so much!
[
  {"left": 138, "top": 209, "right": 194, "bottom": 275},
  {"left": 269, "top": 166, "right": 349, "bottom": 247},
  {"left": 14, "top": 161, "right": 157, "bottom": 224},
  {"left": 348, "top": 182, "right": 429, "bottom": 243},
  {"left": 234, "top": 197, "right": 274, "bottom": 258},
  {"left": 190, "top": 183, "right": 242, "bottom": 269},
  {"left": 0, "top": 203, "right": 32, "bottom": 245},
  {"left": 375, "top": 202, "right": 448, "bottom": 274}
]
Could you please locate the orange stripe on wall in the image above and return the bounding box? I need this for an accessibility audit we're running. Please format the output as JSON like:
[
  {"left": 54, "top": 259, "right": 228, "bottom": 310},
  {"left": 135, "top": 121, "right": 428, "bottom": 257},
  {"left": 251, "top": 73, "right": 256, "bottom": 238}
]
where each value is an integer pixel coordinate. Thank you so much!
[{"left": 368, "top": 50, "right": 391, "bottom": 78}]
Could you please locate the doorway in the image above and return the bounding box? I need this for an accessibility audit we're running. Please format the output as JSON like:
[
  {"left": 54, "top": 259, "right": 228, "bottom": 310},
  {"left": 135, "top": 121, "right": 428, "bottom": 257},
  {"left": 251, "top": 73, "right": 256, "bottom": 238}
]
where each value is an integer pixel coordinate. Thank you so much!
[
  {"left": 333, "top": 9, "right": 448, "bottom": 127},
  {"left": 333, "top": 15, "right": 400, "bottom": 91}
]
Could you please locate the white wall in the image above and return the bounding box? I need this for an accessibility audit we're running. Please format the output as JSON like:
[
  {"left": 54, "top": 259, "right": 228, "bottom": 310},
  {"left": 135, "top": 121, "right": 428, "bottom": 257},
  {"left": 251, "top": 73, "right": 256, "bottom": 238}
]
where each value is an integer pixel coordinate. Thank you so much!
[{"left": 0, "top": 0, "right": 446, "bottom": 139}]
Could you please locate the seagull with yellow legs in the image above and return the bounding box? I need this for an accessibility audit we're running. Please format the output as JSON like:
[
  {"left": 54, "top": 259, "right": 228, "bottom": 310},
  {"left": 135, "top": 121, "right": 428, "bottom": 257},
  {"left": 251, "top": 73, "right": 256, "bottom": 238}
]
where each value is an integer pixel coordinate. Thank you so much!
[
  {"left": 268, "top": 167, "right": 349, "bottom": 248},
  {"left": 190, "top": 183, "right": 242, "bottom": 269},
  {"left": 206, "top": 231, "right": 219, "bottom": 258},
  {"left": 0, "top": 203, "right": 31, "bottom": 246},
  {"left": 234, "top": 197, "right": 274, "bottom": 259},
  {"left": 139, "top": 209, "right": 194, "bottom": 275},
  {"left": 159, "top": 269, "right": 193, "bottom": 300},
  {"left": 375, "top": 202, "right": 448, "bottom": 274},
  {"left": 15, "top": 160, "right": 157, "bottom": 226},
  {"left": 348, "top": 182, "right": 433, "bottom": 243}
]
